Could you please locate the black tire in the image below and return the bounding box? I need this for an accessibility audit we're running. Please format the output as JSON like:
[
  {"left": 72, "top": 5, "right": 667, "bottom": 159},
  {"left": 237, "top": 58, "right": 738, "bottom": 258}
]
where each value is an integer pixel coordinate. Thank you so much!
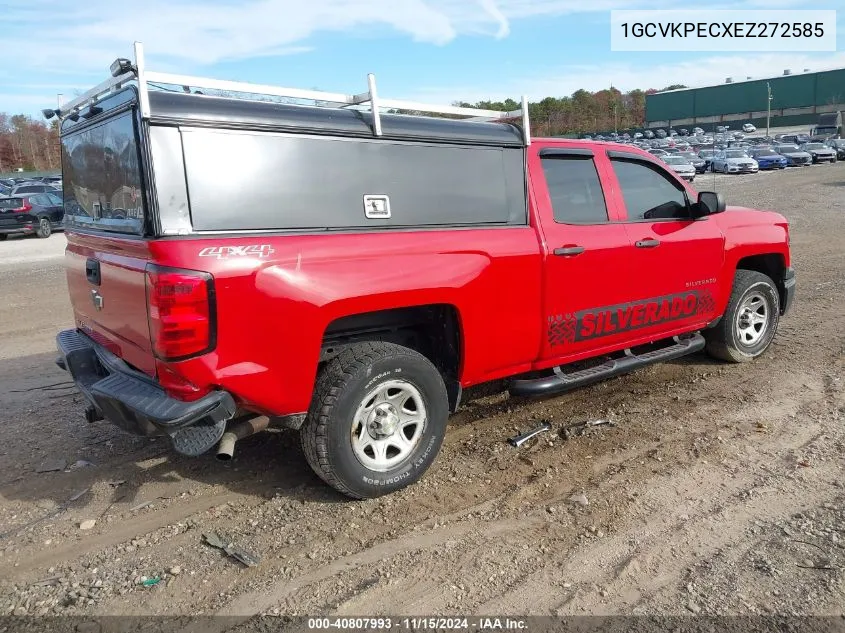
[
  {"left": 704, "top": 270, "right": 780, "bottom": 363},
  {"left": 36, "top": 217, "right": 51, "bottom": 238},
  {"left": 301, "top": 341, "right": 448, "bottom": 499}
]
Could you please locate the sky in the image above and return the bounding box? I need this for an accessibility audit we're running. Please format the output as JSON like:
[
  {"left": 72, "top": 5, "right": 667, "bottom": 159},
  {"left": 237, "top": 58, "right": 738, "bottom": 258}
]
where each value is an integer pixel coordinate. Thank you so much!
[{"left": 2, "top": 0, "right": 843, "bottom": 118}]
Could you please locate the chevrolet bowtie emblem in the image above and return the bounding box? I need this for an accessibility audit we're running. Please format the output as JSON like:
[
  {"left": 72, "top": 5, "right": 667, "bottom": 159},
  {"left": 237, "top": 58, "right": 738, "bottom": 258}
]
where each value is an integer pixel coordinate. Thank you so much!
[{"left": 91, "top": 289, "right": 104, "bottom": 311}]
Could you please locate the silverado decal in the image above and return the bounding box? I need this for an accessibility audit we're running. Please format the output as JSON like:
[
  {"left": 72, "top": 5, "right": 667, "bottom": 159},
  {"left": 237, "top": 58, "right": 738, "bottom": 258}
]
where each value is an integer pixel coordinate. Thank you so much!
[
  {"left": 198, "top": 245, "right": 275, "bottom": 259},
  {"left": 548, "top": 290, "right": 715, "bottom": 347}
]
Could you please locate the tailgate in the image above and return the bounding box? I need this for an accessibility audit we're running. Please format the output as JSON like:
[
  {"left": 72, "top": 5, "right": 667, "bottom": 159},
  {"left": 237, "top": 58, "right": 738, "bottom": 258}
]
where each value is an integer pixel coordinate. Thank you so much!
[
  {"left": 65, "top": 233, "right": 156, "bottom": 376},
  {"left": 0, "top": 197, "right": 32, "bottom": 228}
]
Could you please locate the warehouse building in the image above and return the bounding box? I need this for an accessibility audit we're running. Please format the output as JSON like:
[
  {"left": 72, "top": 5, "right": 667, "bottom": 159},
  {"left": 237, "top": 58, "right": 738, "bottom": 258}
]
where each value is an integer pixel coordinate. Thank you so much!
[{"left": 645, "top": 67, "right": 845, "bottom": 131}]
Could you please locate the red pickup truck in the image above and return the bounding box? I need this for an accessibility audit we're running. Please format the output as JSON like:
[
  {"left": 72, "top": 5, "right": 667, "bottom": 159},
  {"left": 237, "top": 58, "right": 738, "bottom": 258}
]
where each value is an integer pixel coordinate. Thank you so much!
[{"left": 51, "top": 46, "right": 794, "bottom": 498}]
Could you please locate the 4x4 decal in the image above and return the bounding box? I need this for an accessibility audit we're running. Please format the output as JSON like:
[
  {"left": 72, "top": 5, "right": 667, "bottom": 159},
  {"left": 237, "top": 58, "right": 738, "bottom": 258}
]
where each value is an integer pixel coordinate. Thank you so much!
[
  {"left": 198, "top": 245, "right": 275, "bottom": 259},
  {"left": 548, "top": 290, "right": 715, "bottom": 347}
]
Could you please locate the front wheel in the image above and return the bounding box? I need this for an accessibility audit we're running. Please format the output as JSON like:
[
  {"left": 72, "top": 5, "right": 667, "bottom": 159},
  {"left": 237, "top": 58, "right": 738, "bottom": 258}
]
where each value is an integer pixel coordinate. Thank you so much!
[
  {"left": 301, "top": 341, "right": 448, "bottom": 499},
  {"left": 704, "top": 270, "right": 780, "bottom": 363},
  {"left": 36, "top": 218, "right": 52, "bottom": 238}
]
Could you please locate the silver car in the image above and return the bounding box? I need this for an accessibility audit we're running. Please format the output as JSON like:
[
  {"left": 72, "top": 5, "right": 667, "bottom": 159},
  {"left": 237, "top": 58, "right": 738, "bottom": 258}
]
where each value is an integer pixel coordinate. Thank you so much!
[
  {"left": 774, "top": 144, "right": 812, "bottom": 166},
  {"left": 661, "top": 155, "right": 696, "bottom": 181},
  {"left": 711, "top": 149, "right": 758, "bottom": 174}
]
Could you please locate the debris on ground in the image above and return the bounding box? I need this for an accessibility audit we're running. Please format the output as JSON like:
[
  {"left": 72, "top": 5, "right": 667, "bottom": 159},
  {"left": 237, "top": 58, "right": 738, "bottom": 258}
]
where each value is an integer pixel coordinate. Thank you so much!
[
  {"left": 568, "top": 493, "right": 589, "bottom": 506},
  {"left": 79, "top": 519, "right": 96, "bottom": 530},
  {"left": 68, "top": 459, "right": 96, "bottom": 470},
  {"left": 507, "top": 421, "right": 552, "bottom": 447},
  {"left": 140, "top": 576, "right": 161, "bottom": 587},
  {"left": 202, "top": 531, "right": 261, "bottom": 567},
  {"left": 561, "top": 419, "right": 615, "bottom": 440}
]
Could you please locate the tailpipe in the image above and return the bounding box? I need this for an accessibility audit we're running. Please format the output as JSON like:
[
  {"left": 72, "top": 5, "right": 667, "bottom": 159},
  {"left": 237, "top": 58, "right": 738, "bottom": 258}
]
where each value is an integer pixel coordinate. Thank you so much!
[{"left": 216, "top": 416, "right": 270, "bottom": 461}]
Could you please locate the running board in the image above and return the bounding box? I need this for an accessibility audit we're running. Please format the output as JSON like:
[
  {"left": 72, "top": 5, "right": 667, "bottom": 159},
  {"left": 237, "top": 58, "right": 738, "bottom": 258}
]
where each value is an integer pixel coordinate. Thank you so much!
[{"left": 508, "top": 334, "right": 705, "bottom": 398}]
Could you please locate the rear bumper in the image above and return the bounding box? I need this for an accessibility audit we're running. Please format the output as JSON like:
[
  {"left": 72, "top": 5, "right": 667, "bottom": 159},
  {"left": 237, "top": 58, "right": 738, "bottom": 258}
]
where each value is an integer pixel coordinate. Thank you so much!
[
  {"left": 56, "top": 329, "right": 236, "bottom": 438},
  {"left": 0, "top": 225, "right": 35, "bottom": 235}
]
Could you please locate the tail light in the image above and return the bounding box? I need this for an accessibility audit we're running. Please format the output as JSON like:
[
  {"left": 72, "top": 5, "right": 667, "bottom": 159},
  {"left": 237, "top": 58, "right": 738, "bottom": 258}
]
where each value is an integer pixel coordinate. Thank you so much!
[
  {"left": 11, "top": 200, "right": 32, "bottom": 213},
  {"left": 145, "top": 265, "right": 216, "bottom": 361}
]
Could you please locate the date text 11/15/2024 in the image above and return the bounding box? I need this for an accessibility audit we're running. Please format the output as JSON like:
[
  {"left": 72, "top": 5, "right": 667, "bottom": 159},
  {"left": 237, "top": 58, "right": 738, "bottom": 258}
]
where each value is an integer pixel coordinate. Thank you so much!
[{"left": 307, "top": 617, "right": 529, "bottom": 630}]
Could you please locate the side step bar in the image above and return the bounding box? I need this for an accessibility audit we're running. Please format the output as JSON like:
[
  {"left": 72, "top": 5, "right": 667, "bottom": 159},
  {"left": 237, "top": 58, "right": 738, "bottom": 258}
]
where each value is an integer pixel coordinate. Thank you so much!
[{"left": 509, "top": 333, "right": 705, "bottom": 398}]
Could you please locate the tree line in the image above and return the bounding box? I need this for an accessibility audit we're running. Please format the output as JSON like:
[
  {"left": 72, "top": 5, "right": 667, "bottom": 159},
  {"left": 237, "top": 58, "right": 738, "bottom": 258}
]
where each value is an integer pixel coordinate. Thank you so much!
[
  {"left": 455, "top": 84, "right": 687, "bottom": 137},
  {"left": 0, "top": 114, "right": 60, "bottom": 173},
  {"left": 0, "top": 83, "right": 686, "bottom": 172}
]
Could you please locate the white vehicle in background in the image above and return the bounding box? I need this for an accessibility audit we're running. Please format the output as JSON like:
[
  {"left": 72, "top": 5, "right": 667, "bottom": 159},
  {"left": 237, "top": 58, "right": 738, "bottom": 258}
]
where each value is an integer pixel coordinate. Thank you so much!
[
  {"left": 742, "top": 123, "right": 756, "bottom": 133},
  {"left": 661, "top": 155, "right": 697, "bottom": 182}
]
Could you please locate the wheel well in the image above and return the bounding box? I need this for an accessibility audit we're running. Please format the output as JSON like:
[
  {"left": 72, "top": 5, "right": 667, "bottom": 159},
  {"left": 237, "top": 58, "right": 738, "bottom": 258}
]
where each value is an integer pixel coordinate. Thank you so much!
[
  {"left": 321, "top": 305, "right": 463, "bottom": 411},
  {"left": 737, "top": 254, "right": 786, "bottom": 309}
]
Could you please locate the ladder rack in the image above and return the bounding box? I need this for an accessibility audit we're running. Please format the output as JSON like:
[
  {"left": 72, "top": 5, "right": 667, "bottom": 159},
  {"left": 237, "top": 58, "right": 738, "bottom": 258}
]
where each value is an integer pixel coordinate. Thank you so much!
[{"left": 46, "top": 42, "right": 531, "bottom": 146}]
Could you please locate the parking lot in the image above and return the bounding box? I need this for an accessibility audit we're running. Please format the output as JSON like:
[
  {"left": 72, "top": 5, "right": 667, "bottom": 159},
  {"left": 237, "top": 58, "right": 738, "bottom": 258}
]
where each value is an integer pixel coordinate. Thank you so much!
[{"left": 0, "top": 163, "right": 843, "bottom": 621}]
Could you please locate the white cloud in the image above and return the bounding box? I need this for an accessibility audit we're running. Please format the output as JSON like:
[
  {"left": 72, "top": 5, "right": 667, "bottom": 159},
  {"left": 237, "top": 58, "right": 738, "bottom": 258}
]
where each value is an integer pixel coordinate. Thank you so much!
[
  {"left": 0, "top": 0, "right": 837, "bottom": 116},
  {"left": 3, "top": 0, "right": 812, "bottom": 72}
]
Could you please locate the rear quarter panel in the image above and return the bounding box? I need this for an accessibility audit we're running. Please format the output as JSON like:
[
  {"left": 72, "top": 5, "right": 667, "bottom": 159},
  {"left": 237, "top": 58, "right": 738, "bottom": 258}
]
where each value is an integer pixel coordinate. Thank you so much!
[{"left": 150, "top": 228, "right": 543, "bottom": 415}]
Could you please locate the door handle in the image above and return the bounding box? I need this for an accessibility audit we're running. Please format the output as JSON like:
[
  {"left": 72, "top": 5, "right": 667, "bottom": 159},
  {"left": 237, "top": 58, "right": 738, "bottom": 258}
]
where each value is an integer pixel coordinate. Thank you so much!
[
  {"left": 553, "top": 245, "right": 585, "bottom": 256},
  {"left": 635, "top": 239, "right": 660, "bottom": 249},
  {"left": 85, "top": 258, "right": 101, "bottom": 286}
]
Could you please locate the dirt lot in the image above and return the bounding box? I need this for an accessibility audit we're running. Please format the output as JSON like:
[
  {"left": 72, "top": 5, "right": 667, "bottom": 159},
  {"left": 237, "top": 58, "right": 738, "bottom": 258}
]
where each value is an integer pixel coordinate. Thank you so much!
[{"left": 0, "top": 165, "right": 843, "bottom": 625}]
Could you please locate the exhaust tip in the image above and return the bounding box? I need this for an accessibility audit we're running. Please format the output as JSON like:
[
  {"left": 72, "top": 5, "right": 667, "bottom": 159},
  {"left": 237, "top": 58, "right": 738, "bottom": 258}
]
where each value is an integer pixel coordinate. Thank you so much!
[{"left": 216, "top": 452, "right": 233, "bottom": 461}]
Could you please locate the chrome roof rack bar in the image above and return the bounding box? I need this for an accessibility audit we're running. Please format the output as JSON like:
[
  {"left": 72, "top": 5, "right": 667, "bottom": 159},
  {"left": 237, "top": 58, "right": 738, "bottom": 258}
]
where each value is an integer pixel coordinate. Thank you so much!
[{"left": 49, "top": 41, "right": 532, "bottom": 145}]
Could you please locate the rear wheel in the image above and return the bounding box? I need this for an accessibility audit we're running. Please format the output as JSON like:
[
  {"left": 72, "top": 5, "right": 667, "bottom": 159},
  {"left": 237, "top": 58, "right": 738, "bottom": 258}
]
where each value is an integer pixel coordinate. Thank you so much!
[
  {"left": 36, "top": 218, "right": 51, "bottom": 238},
  {"left": 301, "top": 341, "right": 448, "bottom": 499},
  {"left": 705, "top": 270, "right": 780, "bottom": 363}
]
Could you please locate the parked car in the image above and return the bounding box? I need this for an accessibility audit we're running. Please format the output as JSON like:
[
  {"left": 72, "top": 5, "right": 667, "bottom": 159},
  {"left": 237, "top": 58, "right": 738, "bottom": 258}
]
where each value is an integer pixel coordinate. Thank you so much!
[
  {"left": 693, "top": 127, "right": 704, "bottom": 135},
  {"left": 698, "top": 148, "right": 718, "bottom": 171},
  {"left": 648, "top": 148, "right": 669, "bottom": 157},
  {"left": 633, "top": 132, "right": 643, "bottom": 139},
  {"left": 748, "top": 148, "right": 788, "bottom": 170},
  {"left": 0, "top": 192, "right": 64, "bottom": 240},
  {"left": 9, "top": 182, "right": 59, "bottom": 196},
  {"left": 643, "top": 130, "right": 655, "bottom": 139},
  {"left": 742, "top": 123, "right": 756, "bottom": 133},
  {"left": 661, "top": 155, "right": 696, "bottom": 181},
  {"left": 824, "top": 138, "right": 845, "bottom": 160},
  {"left": 712, "top": 149, "right": 759, "bottom": 174},
  {"left": 679, "top": 151, "right": 707, "bottom": 173},
  {"left": 655, "top": 128, "right": 667, "bottom": 138},
  {"left": 779, "top": 134, "right": 811, "bottom": 146},
  {"left": 0, "top": 184, "right": 10, "bottom": 196},
  {"left": 799, "top": 142, "right": 837, "bottom": 163},
  {"left": 52, "top": 49, "right": 795, "bottom": 499},
  {"left": 774, "top": 144, "right": 812, "bottom": 166}
]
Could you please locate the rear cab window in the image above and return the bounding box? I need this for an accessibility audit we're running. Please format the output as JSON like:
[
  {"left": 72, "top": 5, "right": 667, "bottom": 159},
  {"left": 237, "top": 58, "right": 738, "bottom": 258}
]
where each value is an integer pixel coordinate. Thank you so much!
[
  {"left": 540, "top": 155, "right": 608, "bottom": 224},
  {"left": 61, "top": 111, "right": 146, "bottom": 234}
]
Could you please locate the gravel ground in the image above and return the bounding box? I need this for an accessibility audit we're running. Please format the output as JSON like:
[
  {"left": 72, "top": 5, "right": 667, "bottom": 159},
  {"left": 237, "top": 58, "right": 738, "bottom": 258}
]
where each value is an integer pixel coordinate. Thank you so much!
[{"left": 0, "top": 165, "right": 842, "bottom": 625}]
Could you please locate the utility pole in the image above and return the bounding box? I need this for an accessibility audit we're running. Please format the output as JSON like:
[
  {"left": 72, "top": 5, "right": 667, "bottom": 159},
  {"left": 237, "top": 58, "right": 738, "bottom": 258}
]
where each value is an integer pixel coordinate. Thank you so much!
[{"left": 766, "top": 82, "right": 773, "bottom": 138}]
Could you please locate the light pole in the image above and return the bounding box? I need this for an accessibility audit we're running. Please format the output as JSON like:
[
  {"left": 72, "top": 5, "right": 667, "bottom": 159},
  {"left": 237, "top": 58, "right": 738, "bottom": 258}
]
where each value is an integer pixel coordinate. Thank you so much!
[{"left": 766, "top": 82, "right": 773, "bottom": 138}]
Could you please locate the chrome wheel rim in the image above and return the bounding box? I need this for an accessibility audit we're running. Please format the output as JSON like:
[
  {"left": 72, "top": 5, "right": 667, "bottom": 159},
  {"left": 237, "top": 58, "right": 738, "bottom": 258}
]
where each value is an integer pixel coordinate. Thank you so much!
[
  {"left": 40, "top": 218, "right": 50, "bottom": 235},
  {"left": 351, "top": 379, "right": 426, "bottom": 472},
  {"left": 735, "top": 292, "right": 768, "bottom": 346}
]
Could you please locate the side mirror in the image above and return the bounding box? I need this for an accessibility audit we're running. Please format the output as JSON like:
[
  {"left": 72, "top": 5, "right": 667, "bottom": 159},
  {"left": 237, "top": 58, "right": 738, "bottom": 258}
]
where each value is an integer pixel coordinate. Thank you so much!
[{"left": 696, "top": 191, "right": 726, "bottom": 217}]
